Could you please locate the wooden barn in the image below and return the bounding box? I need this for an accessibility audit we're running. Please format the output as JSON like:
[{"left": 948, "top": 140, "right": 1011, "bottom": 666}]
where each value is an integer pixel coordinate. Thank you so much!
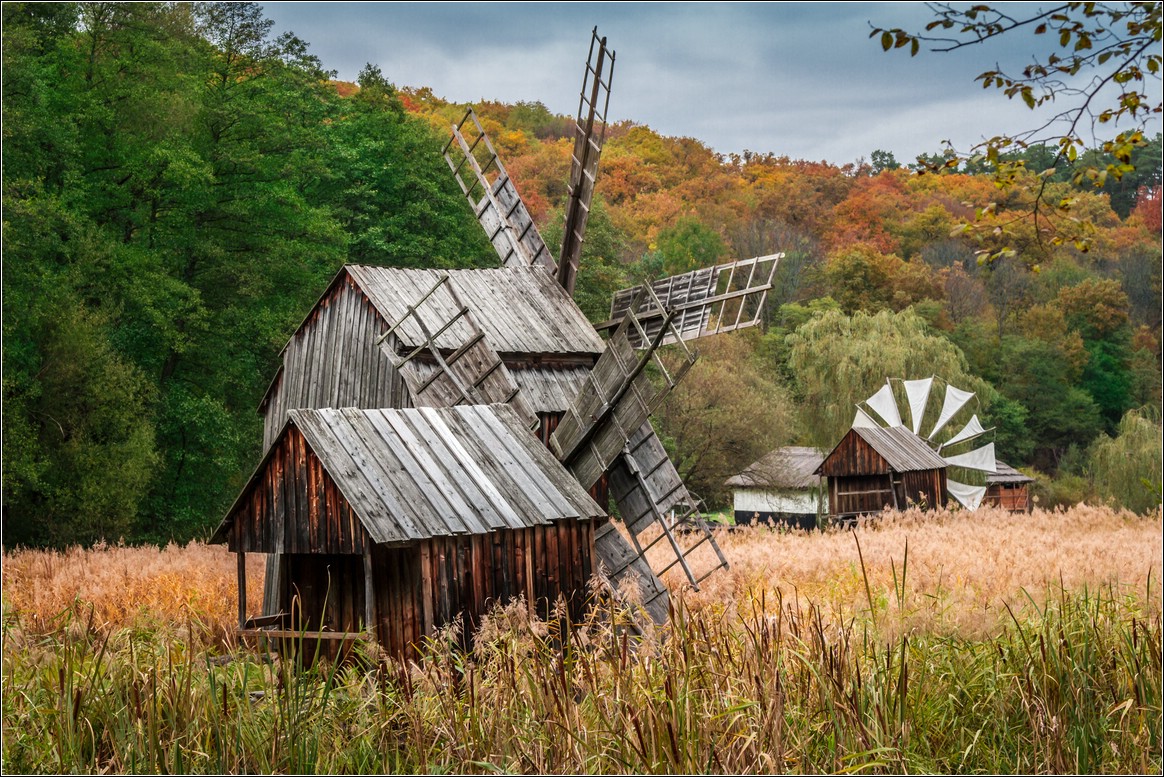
[
  {"left": 816, "top": 426, "right": 949, "bottom": 521},
  {"left": 984, "top": 461, "right": 1035, "bottom": 512},
  {"left": 211, "top": 405, "right": 606, "bottom": 659},
  {"left": 725, "top": 446, "right": 825, "bottom": 528}
]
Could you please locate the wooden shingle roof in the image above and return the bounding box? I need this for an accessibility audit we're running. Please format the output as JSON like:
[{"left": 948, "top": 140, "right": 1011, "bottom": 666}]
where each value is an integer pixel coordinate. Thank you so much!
[{"left": 213, "top": 404, "right": 605, "bottom": 546}]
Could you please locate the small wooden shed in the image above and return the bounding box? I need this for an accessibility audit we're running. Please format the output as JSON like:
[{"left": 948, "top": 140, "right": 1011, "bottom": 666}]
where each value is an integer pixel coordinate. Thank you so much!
[
  {"left": 816, "top": 426, "right": 948, "bottom": 521},
  {"left": 984, "top": 460, "right": 1035, "bottom": 512},
  {"left": 210, "top": 404, "right": 606, "bottom": 659},
  {"left": 725, "top": 446, "right": 825, "bottom": 528}
]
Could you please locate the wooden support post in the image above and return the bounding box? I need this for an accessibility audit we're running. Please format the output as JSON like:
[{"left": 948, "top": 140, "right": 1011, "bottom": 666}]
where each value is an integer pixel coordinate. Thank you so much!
[
  {"left": 237, "top": 551, "right": 247, "bottom": 630},
  {"left": 363, "top": 546, "right": 375, "bottom": 636}
]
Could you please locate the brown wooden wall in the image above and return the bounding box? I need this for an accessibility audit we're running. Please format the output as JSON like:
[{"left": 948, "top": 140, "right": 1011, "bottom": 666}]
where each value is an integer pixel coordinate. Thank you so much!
[
  {"left": 818, "top": 432, "right": 891, "bottom": 477},
  {"left": 261, "top": 275, "right": 408, "bottom": 452},
  {"left": 828, "top": 468, "right": 947, "bottom": 518},
  {"left": 900, "top": 468, "right": 948, "bottom": 511},
  {"left": 228, "top": 426, "right": 370, "bottom": 556},
  {"left": 985, "top": 483, "right": 1031, "bottom": 512},
  {"left": 828, "top": 473, "right": 895, "bottom": 518},
  {"left": 268, "top": 521, "right": 596, "bottom": 660}
]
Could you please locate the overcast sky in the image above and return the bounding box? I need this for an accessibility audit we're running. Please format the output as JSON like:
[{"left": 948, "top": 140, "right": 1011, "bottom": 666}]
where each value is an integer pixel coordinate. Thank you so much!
[{"left": 262, "top": 2, "right": 1160, "bottom": 166}]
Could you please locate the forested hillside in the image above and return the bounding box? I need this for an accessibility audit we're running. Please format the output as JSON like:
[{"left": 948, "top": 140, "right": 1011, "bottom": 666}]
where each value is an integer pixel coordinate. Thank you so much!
[{"left": 3, "top": 2, "right": 1160, "bottom": 548}]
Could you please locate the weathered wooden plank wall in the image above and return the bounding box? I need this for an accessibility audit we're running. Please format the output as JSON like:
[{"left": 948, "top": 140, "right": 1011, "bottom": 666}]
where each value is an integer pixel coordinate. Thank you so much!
[
  {"left": 367, "top": 520, "right": 595, "bottom": 659},
  {"left": 228, "top": 426, "right": 369, "bottom": 556},
  {"left": 261, "top": 276, "right": 406, "bottom": 451}
]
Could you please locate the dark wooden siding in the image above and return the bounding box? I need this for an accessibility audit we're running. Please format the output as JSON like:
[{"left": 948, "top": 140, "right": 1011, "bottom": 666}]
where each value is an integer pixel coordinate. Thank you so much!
[
  {"left": 261, "top": 276, "right": 408, "bottom": 451},
  {"left": 537, "top": 411, "right": 609, "bottom": 511},
  {"left": 819, "top": 431, "right": 891, "bottom": 477},
  {"left": 828, "top": 474, "right": 895, "bottom": 518},
  {"left": 368, "top": 521, "right": 595, "bottom": 659},
  {"left": 228, "top": 426, "right": 370, "bottom": 555},
  {"left": 985, "top": 483, "right": 1031, "bottom": 512},
  {"left": 900, "top": 469, "right": 948, "bottom": 510}
]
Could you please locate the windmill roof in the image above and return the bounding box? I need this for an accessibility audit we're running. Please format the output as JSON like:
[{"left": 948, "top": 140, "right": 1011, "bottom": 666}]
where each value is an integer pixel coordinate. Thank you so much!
[
  {"left": 212, "top": 404, "right": 605, "bottom": 546},
  {"left": 986, "top": 461, "right": 1035, "bottom": 485},
  {"left": 346, "top": 264, "right": 606, "bottom": 356},
  {"left": 725, "top": 446, "right": 825, "bottom": 490},
  {"left": 818, "top": 425, "right": 948, "bottom": 475}
]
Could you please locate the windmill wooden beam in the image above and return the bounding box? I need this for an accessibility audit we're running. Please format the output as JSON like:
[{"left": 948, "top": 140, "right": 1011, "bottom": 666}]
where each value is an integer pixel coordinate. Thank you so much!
[
  {"left": 600, "top": 253, "right": 782, "bottom": 346},
  {"left": 558, "top": 27, "right": 615, "bottom": 297}
]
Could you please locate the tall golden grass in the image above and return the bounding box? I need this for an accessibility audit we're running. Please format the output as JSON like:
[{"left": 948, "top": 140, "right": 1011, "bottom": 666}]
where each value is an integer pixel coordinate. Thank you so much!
[
  {"left": 3, "top": 504, "right": 1159, "bottom": 644},
  {"left": 1, "top": 504, "right": 1160, "bottom": 773}
]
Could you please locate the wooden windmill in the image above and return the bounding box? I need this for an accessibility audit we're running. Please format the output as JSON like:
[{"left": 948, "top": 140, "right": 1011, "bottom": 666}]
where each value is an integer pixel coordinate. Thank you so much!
[
  {"left": 222, "top": 30, "right": 783, "bottom": 655},
  {"left": 431, "top": 28, "right": 783, "bottom": 619}
]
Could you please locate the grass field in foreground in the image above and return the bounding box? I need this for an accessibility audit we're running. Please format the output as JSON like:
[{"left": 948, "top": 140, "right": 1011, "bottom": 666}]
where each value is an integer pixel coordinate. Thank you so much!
[{"left": 2, "top": 505, "right": 1160, "bottom": 773}]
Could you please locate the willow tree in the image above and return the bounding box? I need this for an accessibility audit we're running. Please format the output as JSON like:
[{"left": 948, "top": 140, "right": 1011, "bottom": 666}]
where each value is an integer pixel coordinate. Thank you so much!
[
  {"left": 1089, "top": 407, "right": 1163, "bottom": 514},
  {"left": 785, "top": 307, "right": 992, "bottom": 450}
]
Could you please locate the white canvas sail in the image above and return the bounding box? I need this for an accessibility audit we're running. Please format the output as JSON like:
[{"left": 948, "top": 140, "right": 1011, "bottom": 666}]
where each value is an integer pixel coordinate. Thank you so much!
[
  {"left": 903, "top": 377, "right": 933, "bottom": 435},
  {"left": 943, "top": 442, "right": 997, "bottom": 473},
  {"left": 929, "top": 384, "right": 975, "bottom": 439},
  {"left": 865, "top": 382, "right": 902, "bottom": 428},
  {"left": 852, "top": 407, "right": 879, "bottom": 428},
  {"left": 940, "top": 414, "right": 988, "bottom": 450},
  {"left": 947, "top": 480, "right": 987, "bottom": 510}
]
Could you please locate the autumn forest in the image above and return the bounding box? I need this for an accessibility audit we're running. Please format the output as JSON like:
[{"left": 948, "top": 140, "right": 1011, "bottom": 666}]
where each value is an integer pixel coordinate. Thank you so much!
[{"left": 3, "top": 2, "right": 1161, "bottom": 548}]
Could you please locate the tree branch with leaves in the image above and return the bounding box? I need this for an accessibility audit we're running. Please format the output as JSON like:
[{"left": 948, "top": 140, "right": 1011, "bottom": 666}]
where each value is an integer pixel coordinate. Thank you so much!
[{"left": 872, "top": 2, "right": 1162, "bottom": 263}]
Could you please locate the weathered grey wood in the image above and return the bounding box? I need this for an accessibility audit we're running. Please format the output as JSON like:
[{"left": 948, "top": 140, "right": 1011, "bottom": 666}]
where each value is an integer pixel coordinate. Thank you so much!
[{"left": 593, "top": 521, "right": 669, "bottom": 625}]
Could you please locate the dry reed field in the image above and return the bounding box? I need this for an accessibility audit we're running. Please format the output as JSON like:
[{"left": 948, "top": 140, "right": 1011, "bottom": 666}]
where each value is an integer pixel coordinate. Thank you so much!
[{"left": 2, "top": 504, "right": 1161, "bottom": 774}]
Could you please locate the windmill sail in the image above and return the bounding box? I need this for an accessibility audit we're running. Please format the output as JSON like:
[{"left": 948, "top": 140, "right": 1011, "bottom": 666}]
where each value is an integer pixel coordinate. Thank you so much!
[
  {"left": 374, "top": 274, "right": 537, "bottom": 429},
  {"left": 550, "top": 287, "right": 697, "bottom": 490},
  {"left": 605, "top": 254, "right": 781, "bottom": 347},
  {"left": 444, "top": 109, "right": 555, "bottom": 275},
  {"left": 853, "top": 407, "right": 880, "bottom": 428},
  {"left": 947, "top": 480, "right": 988, "bottom": 510},
  {"left": 939, "top": 414, "right": 989, "bottom": 450},
  {"left": 943, "top": 442, "right": 997, "bottom": 473},
  {"left": 903, "top": 378, "right": 933, "bottom": 435},
  {"left": 608, "top": 423, "right": 729, "bottom": 595},
  {"left": 865, "top": 382, "right": 903, "bottom": 428},
  {"left": 929, "top": 384, "right": 976, "bottom": 440},
  {"left": 558, "top": 28, "right": 615, "bottom": 298}
]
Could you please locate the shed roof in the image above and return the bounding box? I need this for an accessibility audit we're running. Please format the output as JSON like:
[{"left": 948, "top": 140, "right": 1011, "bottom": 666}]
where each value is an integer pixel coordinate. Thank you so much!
[
  {"left": 346, "top": 265, "right": 606, "bottom": 356},
  {"left": 986, "top": 460, "right": 1035, "bottom": 485},
  {"left": 819, "top": 425, "right": 948, "bottom": 475},
  {"left": 213, "top": 404, "right": 605, "bottom": 546},
  {"left": 725, "top": 446, "right": 825, "bottom": 490}
]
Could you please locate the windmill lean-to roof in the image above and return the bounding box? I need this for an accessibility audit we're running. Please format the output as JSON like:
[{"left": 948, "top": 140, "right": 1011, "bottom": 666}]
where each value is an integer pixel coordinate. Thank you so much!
[
  {"left": 725, "top": 446, "right": 825, "bottom": 490},
  {"left": 817, "top": 425, "right": 948, "bottom": 475},
  {"left": 212, "top": 404, "right": 605, "bottom": 547}
]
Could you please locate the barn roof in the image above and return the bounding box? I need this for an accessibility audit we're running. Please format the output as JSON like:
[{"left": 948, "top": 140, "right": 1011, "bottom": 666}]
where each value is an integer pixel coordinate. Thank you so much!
[
  {"left": 818, "top": 425, "right": 948, "bottom": 475},
  {"left": 213, "top": 404, "right": 605, "bottom": 546},
  {"left": 986, "top": 460, "right": 1034, "bottom": 485},
  {"left": 346, "top": 265, "right": 605, "bottom": 356},
  {"left": 725, "top": 446, "right": 825, "bottom": 490}
]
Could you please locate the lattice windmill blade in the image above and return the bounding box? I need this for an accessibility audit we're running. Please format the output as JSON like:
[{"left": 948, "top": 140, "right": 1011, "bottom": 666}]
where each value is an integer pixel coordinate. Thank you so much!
[
  {"left": 603, "top": 254, "right": 781, "bottom": 347},
  {"left": 557, "top": 27, "right": 615, "bottom": 298},
  {"left": 549, "top": 286, "right": 697, "bottom": 490},
  {"left": 608, "top": 423, "right": 729, "bottom": 593},
  {"left": 373, "top": 273, "right": 537, "bottom": 430},
  {"left": 443, "top": 109, "right": 555, "bottom": 275},
  {"left": 856, "top": 375, "right": 998, "bottom": 510}
]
